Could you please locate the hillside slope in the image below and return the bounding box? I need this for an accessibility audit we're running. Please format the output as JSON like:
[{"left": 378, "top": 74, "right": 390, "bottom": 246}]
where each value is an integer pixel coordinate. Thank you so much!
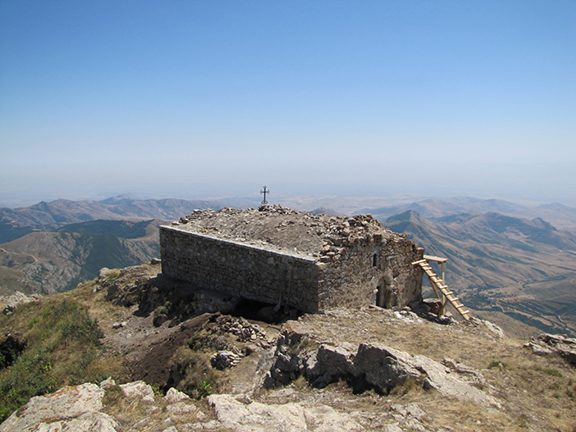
[
  {"left": 383, "top": 210, "right": 576, "bottom": 337},
  {"left": 0, "top": 220, "right": 161, "bottom": 294},
  {"left": 1, "top": 263, "right": 575, "bottom": 431},
  {"left": 0, "top": 196, "right": 259, "bottom": 295}
]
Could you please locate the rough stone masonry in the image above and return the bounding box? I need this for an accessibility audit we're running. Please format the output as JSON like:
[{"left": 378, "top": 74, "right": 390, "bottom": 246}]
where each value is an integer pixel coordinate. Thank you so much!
[{"left": 160, "top": 205, "right": 424, "bottom": 313}]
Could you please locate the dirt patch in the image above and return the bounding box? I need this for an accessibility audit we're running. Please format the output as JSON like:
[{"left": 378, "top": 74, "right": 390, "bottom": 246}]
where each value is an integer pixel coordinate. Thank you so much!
[{"left": 128, "top": 313, "right": 214, "bottom": 387}]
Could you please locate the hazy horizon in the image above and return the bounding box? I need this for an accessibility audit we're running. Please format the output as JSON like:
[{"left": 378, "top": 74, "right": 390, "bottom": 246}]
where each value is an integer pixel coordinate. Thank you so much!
[
  {"left": 1, "top": 1, "right": 575, "bottom": 207},
  {"left": 2, "top": 185, "right": 576, "bottom": 212}
]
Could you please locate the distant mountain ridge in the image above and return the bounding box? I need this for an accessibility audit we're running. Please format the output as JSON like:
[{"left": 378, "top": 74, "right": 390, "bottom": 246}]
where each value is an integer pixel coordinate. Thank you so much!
[
  {"left": 0, "top": 196, "right": 259, "bottom": 243},
  {"left": 360, "top": 196, "right": 576, "bottom": 231}
]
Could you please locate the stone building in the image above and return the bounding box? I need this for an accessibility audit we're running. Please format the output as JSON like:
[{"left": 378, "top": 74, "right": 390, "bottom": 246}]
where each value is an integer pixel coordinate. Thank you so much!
[{"left": 160, "top": 205, "right": 424, "bottom": 313}]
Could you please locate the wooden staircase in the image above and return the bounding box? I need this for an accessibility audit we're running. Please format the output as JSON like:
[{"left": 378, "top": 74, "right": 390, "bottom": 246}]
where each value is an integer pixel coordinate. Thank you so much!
[{"left": 412, "top": 256, "right": 471, "bottom": 321}]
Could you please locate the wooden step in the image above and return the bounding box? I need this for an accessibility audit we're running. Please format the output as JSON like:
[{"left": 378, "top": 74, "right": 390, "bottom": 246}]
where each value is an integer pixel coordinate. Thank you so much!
[
  {"left": 424, "top": 255, "right": 448, "bottom": 263},
  {"left": 415, "top": 260, "right": 471, "bottom": 321}
]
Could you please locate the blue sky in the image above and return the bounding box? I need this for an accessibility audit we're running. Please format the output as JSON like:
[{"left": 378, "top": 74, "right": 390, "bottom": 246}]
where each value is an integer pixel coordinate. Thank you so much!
[{"left": 1, "top": 1, "right": 575, "bottom": 206}]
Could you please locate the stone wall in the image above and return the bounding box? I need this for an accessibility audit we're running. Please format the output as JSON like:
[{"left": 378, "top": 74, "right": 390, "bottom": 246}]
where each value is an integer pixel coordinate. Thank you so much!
[
  {"left": 160, "top": 226, "right": 321, "bottom": 312},
  {"left": 317, "top": 238, "right": 381, "bottom": 309},
  {"left": 377, "top": 237, "right": 425, "bottom": 308},
  {"left": 317, "top": 234, "right": 424, "bottom": 310},
  {"left": 160, "top": 221, "right": 424, "bottom": 313}
]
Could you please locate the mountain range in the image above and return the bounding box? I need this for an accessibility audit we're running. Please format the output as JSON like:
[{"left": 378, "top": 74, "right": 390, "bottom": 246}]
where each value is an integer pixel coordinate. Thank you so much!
[
  {"left": 1, "top": 195, "right": 576, "bottom": 337},
  {"left": 0, "top": 195, "right": 260, "bottom": 244},
  {"left": 0, "top": 196, "right": 263, "bottom": 296}
]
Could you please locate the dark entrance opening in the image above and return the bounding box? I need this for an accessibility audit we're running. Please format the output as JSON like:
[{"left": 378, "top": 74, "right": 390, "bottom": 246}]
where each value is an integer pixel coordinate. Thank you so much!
[
  {"left": 376, "top": 277, "right": 395, "bottom": 308},
  {"left": 230, "top": 297, "right": 301, "bottom": 324},
  {"left": 376, "top": 283, "right": 385, "bottom": 307}
]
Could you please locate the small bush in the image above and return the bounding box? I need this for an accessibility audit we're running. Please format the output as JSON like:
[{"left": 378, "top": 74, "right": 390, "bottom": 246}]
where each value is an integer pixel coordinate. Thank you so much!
[
  {"left": 169, "top": 347, "right": 220, "bottom": 399},
  {"left": 153, "top": 305, "right": 170, "bottom": 327},
  {"left": 0, "top": 349, "right": 57, "bottom": 422},
  {"left": 0, "top": 336, "right": 26, "bottom": 369},
  {"left": 102, "top": 385, "right": 125, "bottom": 407},
  {"left": 0, "top": 300, "right": 107, "bottom": 422},
  {"left": 544, "top": 368, "right": 562, "bottom": 377},
  {"left": 28, "top": 316, "right": 38, "bottom": 329},
  {"left": 197, "top": 379, "right": 214, "bottom": 397},
  {"left": 488, "top": 361, "right": 508, "bottom": 369},
  {"left": 106, "top": 272, "right": 121, "bottom": 281},
  {"left": 292, "top": 375, "right": 311, "bottom": 392},
  {"left": 390, "top": 377, "right": 419, "bottom": 396}
]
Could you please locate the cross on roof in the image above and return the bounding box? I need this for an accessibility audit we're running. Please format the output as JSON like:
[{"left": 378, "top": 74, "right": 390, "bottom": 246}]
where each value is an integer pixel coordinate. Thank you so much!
[{"left": 260, "top": 186, "right": 270, "bottom": 205}]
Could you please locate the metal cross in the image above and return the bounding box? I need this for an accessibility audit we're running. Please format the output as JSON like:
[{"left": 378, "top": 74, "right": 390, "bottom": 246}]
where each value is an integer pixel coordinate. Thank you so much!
[{"left": 260, "top": 186, "right": 270, "bottom": 204}]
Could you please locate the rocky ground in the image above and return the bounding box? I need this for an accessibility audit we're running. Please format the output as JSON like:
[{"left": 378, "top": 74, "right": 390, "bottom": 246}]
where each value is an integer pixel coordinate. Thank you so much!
[{"left": 2, "top": 263, "right": 576, "bottom": 431}]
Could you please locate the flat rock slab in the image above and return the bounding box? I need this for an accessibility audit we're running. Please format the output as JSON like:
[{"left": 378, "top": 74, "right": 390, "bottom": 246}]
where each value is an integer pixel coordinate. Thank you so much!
[
  {"left": 0, "top": 383, "right": 105, "bottom": 432},
  {"left": 208, "top": 394, "right": 363, "bottom": 432},
  {"left": 33, "top": 412, "right": 118, "bottom": 432}
]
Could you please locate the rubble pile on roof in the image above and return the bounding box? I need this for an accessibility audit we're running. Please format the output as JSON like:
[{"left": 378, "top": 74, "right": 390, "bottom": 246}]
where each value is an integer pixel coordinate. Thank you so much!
[{"left": 170, "top": 205, "right": 406, "bottom": 258}]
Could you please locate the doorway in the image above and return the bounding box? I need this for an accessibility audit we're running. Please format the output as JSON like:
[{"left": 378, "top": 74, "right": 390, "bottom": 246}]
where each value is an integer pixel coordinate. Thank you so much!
[{"left": 376, "top": 276, "right": 395, "bottom": 308}]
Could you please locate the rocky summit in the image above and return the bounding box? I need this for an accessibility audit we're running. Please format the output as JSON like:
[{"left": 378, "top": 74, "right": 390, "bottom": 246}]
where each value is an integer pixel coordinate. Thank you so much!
[{"left": 1, "top": 262, "right": 576, "bottom": 431}]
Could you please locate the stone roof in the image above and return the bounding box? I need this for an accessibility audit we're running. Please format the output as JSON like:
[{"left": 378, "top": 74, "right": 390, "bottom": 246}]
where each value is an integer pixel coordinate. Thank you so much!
[{"left": 168, "top": 205, "right": 407, "bottom": 258}]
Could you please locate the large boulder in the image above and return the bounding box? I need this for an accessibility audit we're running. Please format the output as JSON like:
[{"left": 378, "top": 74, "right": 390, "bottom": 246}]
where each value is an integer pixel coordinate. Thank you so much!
[
  {"left": 265, "top": 337, "right": 498, "bottom": 406},
  {"left": 353, "top": 343, "right": 423, "bottom": 393},
  {"left": 306, "top": 343, "right": 356, "bottom": 387},
  {"left": 208, "top": 394, "right": 307, "bottom": 431},
  {"left": 33, "top": 412, "right": 118, "bottom": 432},
  {"left": 2, "top": 291, "right": 42, "bottom": 315},
  {"left": 0, "top": 383, "right": 107, "bottom": 432}
]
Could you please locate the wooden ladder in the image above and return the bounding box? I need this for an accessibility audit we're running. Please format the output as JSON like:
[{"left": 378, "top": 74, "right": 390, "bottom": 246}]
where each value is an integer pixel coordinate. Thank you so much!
[{"left": 413, "top": 257, "right": 471, "bottom": 321}]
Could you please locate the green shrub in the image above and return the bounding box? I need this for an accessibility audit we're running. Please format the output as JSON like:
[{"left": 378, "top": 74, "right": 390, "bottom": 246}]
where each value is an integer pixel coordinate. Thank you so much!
[
  {"left": 59, "top": 308, "right": 103, "bottom": 346},
  {"left": 170, "top": 347, "right": 220, "bottom": 399},
  {"left": 197, "top": 378, "right": 214, "bottom": 397},
  {"left": 0, "top": 300, "right": 105, "bottom": 423},
  {"left": 0, "top": 349, "right": 57, "bottom": 422},
  {"left": 106, "top": 272, "right": 121, "bottom": 281},
  {"left": 544, "top": 368, "right": 562, "bottom": 377},
  {"left": 488, "top": 360, "right": 508, "bottom": 369}
]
